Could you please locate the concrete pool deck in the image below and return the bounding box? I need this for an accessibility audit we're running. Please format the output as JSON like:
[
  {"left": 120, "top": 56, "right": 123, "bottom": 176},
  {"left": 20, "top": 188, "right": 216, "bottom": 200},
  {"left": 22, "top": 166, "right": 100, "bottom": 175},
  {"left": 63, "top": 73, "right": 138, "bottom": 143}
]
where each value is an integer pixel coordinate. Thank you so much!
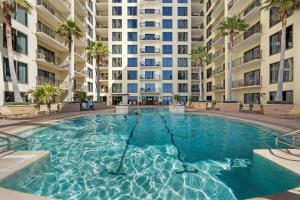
[{"left": 0, "top": 107, "right": 299, "bottom": 199}]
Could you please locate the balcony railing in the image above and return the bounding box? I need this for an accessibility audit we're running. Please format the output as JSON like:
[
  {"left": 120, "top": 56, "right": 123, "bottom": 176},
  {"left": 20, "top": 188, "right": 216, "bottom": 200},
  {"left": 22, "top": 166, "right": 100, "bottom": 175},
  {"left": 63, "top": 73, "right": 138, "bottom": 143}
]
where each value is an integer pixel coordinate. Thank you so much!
[
  {"left": 140, "top": 61, "right": 160, "bottom": 66},
  {"left": 140, "top": 35, "right": 160, "bottom": 40},
  {"left": 232, "top": 77, "right": 261, "bottom": 89},
  {"left": 140, "top": 88, "right": 161, "bottom": 93},
  {"left": 232, "top": 24, "right": 262, "bottom": 47},
  {"left": 37, "top": 76, "right": 68, "bottom": 89},
  {"left": 212, "top": 84, "right": 225, "bottom": 91},
  {"left": 140, "top": 48, "right": 160, "bottom": 54},
  {"left": 140, "top": 75, "right": 161, "bottom": 80},
  {"left": 37, "top": 0, "right": 65, "bottom": 21},
  {"left": 140, "top": 22, "right": 160, "bottom": 28},
  {"left": 192, "top": 11, "right": 204, "bottom": 16},
  {"left": 192, "top": 37, "right": 204, "bottom": 42},
  {"left": 212, "top": 48, "right": 225, "bottom": 60},
  {"left": 213, "top": 65, "right": 225, "bottom": 75},
  {"left": 232, "top": 51, "right": 262, "bottom": 68},
  {"left": 243, "top": 0, "right": 261, "bottom": 17},
  {"left": 140, "top": 9, "right": 160, "bottom": 14}
]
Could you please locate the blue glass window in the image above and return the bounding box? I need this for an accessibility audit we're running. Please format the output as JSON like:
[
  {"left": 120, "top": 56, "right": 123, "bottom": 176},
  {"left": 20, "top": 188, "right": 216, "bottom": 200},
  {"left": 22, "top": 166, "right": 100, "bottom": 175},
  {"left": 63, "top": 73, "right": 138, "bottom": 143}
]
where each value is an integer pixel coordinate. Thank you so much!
[
  {"left": 128, "top": 7, "right": 137, "bottom": 16},
  {"left": 112, "top": 7, "right": 122, "bottom": 15},
  {"left": 144, "top": 34, "right": 155, "bottom": 40},
  {"left": 178, "top": 20, "right": 188, "bottom": 28},
  {"left": 145, "top": 83, "right": 155, "bottom": 92},
  {"left": 178, "top": 0, "right": 187, "bottom": 2},
  {"left": 145, "top": 59, "right": 155, "bottom": 66},
  {"left": 128, "top": 58, "right": 137, "bottom": 67},
  {"left": 163, "top": 83, "right": 173, "bottom": 93},
  {"left": 178, "top": 7, "right": 188, "bottom": 16},
  {"left": 163, "top": 7, "right": 172, "bottom": 16},
  {"left": 128, "top": 0, "right": 137, "bottom": 2},
  {"left": 128, "top": 32, "right": 137, "bottom": 41},
  {"left": 163, "top": 0, "right": 172, "bottom": 2},
  {"left": 145, "top": 46, "right": 155, "bottom": 53},
  {"left": 112, "top": 0, "right": 121, "bottom": 2},
  {"left": 163, "top": 45, "right": 172, "bottom": 54},
  {"left": 128, "top": 83, "right": 137, "bottom": 93},
  {"left": 128, "top": 71, "right": 137, "bottom": 80},
  {"left": 163, "top": 71, "right": 172, "bottom": 80},
  {"left": 145, "top": 71, "right": 154, "bottom": 79},
  {"left": 128, "top": 19, "right": 137, "bottom": 28},
  {"left": 162, "top": 96, "right": 173, "bottom": 105},
  {"left": 145, "top": 21, "right": 155, "bottom": 27},
  {"left": 128, "top": 45, "right": 137, "bottom": 54},
  {"left": 163, "top": 32, "right": 172, "bottom": 41},
  {"left": 162, "top": 58, "right": 172, "bottom": 67},
  {"left": 162, "top": 20, "right": 172, "bottom": 29},
  {"left": 178, "top": 58, "right": 188, "bottom": 67}
]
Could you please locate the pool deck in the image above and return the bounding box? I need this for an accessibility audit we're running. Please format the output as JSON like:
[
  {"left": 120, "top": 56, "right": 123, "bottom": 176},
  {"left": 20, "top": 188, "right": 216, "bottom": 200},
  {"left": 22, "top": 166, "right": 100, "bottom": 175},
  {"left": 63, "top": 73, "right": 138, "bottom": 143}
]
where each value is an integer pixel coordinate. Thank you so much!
[{"left": 0, "top": 107, "right": 300, "bottom": 199}]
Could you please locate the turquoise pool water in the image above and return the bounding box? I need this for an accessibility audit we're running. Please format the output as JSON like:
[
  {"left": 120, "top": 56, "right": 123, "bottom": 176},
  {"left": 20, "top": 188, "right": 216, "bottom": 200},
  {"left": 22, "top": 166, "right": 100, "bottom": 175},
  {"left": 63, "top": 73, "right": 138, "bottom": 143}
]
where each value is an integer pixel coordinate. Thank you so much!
[{"left": 1, "top": 109, "right": 300, "bottom": 200}]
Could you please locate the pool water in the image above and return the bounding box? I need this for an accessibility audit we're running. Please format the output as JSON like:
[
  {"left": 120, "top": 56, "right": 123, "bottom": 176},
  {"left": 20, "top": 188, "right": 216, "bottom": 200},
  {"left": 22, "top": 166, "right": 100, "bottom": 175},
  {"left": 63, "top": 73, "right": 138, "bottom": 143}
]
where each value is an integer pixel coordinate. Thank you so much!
[{"left": 1, "top": 109, "right": 300, "bottom": 200}]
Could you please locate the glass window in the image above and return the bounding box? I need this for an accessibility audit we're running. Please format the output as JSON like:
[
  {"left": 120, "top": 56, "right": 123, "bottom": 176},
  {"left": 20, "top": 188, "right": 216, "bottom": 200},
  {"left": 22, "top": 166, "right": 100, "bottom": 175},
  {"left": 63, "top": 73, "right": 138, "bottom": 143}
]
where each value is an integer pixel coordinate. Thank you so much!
[
  {"left": 270, "top": 90, "right": 293, "bottom": 103},
  {"left": 112, "top": 19, "right": 122, "bottom": 28},
  {"left": 112, "top": 83, "right": 122, "bottom": 93},
  {"left": 145, "top": 83, "right": 155, "bottom": 92},
  {"left": 112, "top": 45, "right": 122, "bottom": 54},
  {"left": 207, "top": 82, "right": 212, "bottom": 92},
  {"left": 163, "top": 32, "right": 172, "bottom": 41},
  {"left": 128, "top": 83, "right": 137, "bottom": 93},
  {"left": 112, "top": 70, "right": 122, "bottom": 80},
  {"left": 3, "top": 27, "right": 28, "bottom": 55},
  {"left": 127, "top": 71, "right": 137, "bottom": 80},
  {"left": 270, "top": 58, "right": 293, "bottom": 84},
  {"left": 87, "top": 68, "right": 93, "bottom": 78},
  {"left": 163, "top": 7, "right": 172, "bottom": 16},
  {"left": 244, "top": 93, "right": 260, "bottom": 104},
  {"left": 14, "top": 6, "right": 28, "bottom": 26},
  {"left": 112, "top": 58, "right": 122, "bottom": 67},
  {"left": 178, "top": 32, "right": 188, "bottom": 41},
  {"left": 163, "top": 58, "right": 172, "bottom": 67},
  {"left": 3, "top": 57, "right": 28, "bottom": 84},
  {"left": 178, "top": 83, "right": 188, "bottom": 93},
  {"left": 178, "top": 7, "right": 188, "bottom": 16},
  {"left": 178, "top": 58, "right": 188, "bottom": 67},
  {"left": 163, "top": 45, "right": 172, "bottom": 54},
  {"left": 178, "top": 0, "right": 187, "bottom": 3},
  {"left": 112, "top": 32, "right": 122, "bottom": 41},
  {"left": 178, "top": 70, "right": 188, "bottom": 80},
  {"left": 128, "top": 0, "right": 137, "bottom": 2},
  {"left": 128, "top": 32, "right": 137, "bottom": 41},
  {"left": 144, "top": 59, "right": 155, "bottom": 66},
  {"left": 178, "top": 20, "right": 188, "bottom": 29},
  {"left": 112, "top": 0, "right": 122, "bottom": 2},
  {"left": 128, "top": 58, "right": 137, "bottom": 67},
  {"left": 112, "top": 7, "right": 122, "bottom": 15},
  {"left": 269, "top": 25, "right": 293, "bottom": 55},
  {"left": 128, "top": 45, "right": 137, "bottom": 54},
  {"left": 144, "top": 71, "right": 154, "bottom": 79},
  {"left": 207, "top": 68, "right": 212, "bottom": 78},
  {"left": 163, "top": 83, "right": 173, "bottom": 93},
  {"left": 162, "top": 96, "right": 172, "bottom": 105},
  {"left": 128, "top": 19, "right": 137, "bottom": 28},
  {"left": 163, "top": 0, "right": 172, "bottom": 2},
  {"left": 178, "top": 45, "right": 188, "bottom": 54},
  {"left": 88, "top": 82, "right": 93, "bottom": 92},
  {"left": 163, "top": 19, "right": 172, "bottom": 28},
  {"left": 163, "top": 71, "right": 172, "bottom": 80},
  {"left": 270, "top": 7, "right": 293, "bottom": 27},
  {"left": 128, "top": 6, "right": 137, "bottom": 16}
]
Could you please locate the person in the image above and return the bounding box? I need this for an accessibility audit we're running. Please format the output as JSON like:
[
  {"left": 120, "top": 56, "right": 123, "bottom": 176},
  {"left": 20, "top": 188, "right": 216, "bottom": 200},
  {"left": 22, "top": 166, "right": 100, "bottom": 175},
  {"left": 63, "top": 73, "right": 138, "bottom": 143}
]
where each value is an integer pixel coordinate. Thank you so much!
[{"left": 87, "top": 99, "right": 94, "bottom": 110}]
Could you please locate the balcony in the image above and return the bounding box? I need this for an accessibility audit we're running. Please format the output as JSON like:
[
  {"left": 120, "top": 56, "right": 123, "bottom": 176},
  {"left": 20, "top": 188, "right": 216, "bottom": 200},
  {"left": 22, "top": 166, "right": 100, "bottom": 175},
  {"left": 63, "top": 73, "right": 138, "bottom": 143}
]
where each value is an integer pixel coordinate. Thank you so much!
[
  {"left": 140, "top": 22, "right": 160, "bottom": 29},
  {"left": 232, "top": 51, "right": 262, "bottom": 70},
  {"left": 140, "top": 61, "right": 160, "bottom": 68},
  {"left": 212, "top": 65, "right": 225, "bottom": 76},
  {"left": 192, "top": 11, "right": 204, "bottom": 16},
  {"left": 99, "top": 76, "right": 108, "bottom": 81},
  {"left": 75, "top": 68, "right": 86, "bottom": 78},
  {"left": 140, "top": 35, "right": 160, "bottom": 42},
  {"left": 232, "top": 24, "right": 262, "bottom": 51},
  {"left": 212, "top": 33, "right": 224, "bottom": 47},
  {"left": 140, "top": 9, "right": 161, "bottom": 18},
  {"left": 140, "top": 75, "right": 161, "bottom": 81},
  {"left": 192, "top": 37, "right": 204, "bottom": 42},
  {"left": 140, "top": 48, "right": 160, "bottom": 54},
  {"left": 37, "top": 76, "right": 68, "bottom": 90},
  {"left": 96, "top": 0, "right": 108, "bottom": 3},
  {"left": 212, "top": 48, "right": 225, "bottom": 62},
  {"left": 36, "top": 52, "right": 69, "bottom": 71},
  {"left": 36, "top": 0, "right": 65, "bottom": 25},
  {"left": 228, "top": 0, "right": 253, "bottom": 14},
  {"left": 140, "top": 88, "right": 161, "bottom": 93},
  {"left": 192, "top": 24, "right": 204, "bottom": 31},
  {"left": 36, "top": 23, "right": 68, "bottom": 52},
  {"left": 232, "top": 77, "right": 261, "bottom": 89},
  {"left": 212, "top": 84, "right": 225, "bottom": 92},
  {"left": 211, "top": 0, "right": 224, "bottom": 18},
  {"left": 140, "top": 0, "right": 161, "bottom": 5},
  {"left": 212, "top": 11, "right": 224, "bottom": 31},
  {"left": 242, "top": 0, "right": 261, "bottom": 20}
]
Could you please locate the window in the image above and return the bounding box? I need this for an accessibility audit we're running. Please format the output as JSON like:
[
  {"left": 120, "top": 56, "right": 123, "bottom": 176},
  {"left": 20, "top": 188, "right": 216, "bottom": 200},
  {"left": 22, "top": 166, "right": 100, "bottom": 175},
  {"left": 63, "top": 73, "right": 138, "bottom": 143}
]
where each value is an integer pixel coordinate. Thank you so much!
[
  {"left": 178, "top": 71, "right": 188, "bottom": 80},
  {"left": 178, "top": 58, "right": 188, "bottom": 67},
  {"left": 38, "top": 69, "right": 55, "bottom": 84},
  {"left": 144, "top": 71, "right": 155, "bottom": 79},
  {"left": 128, "top": 83, "right": 137, "bottom": 93},
  {"left": 244, "top": 93, "right": 260, "bottom": 104},
  {"left": 207, "top": 82, "right": 212, "bottom": 92},
  {"left": 128, "top": 58, "right": 137, "bottom": 67},
  {"left": 88, "top": 12, "right": 93, "bottom": 25},
  {"left": 112, "top": 58, "right": 122, "bottom": 67},
  {"left": 144, "top": 59, "right": 155, "bottom": 66},
  {"left": 3, "top": 57, "right": 28, "bottom": 84},
  {"left": 87, "top": 68, "right": 93, "bottom": 78},
  {"left": 128, "top": 32, "right": 137, "bottom": 41},
  {"left": 128, "top": 19, "right": 137, "bottom": 28},
  {"left": 163, "top": 45, "right": 172, "bottom": 54},
  {"left": 244, "top": 46, "right": 261, "bottom": 63},
  {"left": 112, "top": 0, "right": 122, "bottom": 2},
  {"left": 112, "top": 7, "right": 122, "bottom": 15},
  {"left": 112, "top": 70, "right": 122, "bottom": 80},
  {"left": 112, "top": 45, "right": 122, "bottom": 54},
  {"left": 178, "top": 83, "right": 188, "bottom": 93},
  {"left": 178, "top": 32, "right": 188, "bottom": 41},
  {"left": 128, "top": 45, "right": 137, "bottom": 54},
  {"left": 178, "top": 7, "right": 188, "bottom": 16},
  {"left": 163, "top": 20, "right": 172, "bottom": 28},
  {"left": 163, "top": 32, "right": 172, "bottom": 41},
  {"left": 112, "top": 32, "right": 122, "bottom": 41},
  {"left": 270, "top": 91, "right": 293, "bottom": 103},
  {"left": 192, "top": 84, "right": 199, "bottom": 92},
  {"left": 163, "top": 71, "right": 172, "bottom": 80},
  {"left": 144, "top": 83, "right": 155, "bottom": 92},
  {"left": 163, "top": 83, "right": 173, "bottom": 93},
  {"left": 207, "top": 68, "right": 212, "bottom": 79},
  {"left": 270, "top": 7, "right": 292, "bottom": 27},
  {"left": 178, "top": 20, "right": 188, "bottom": 28},
  {"left": 128, "top": 6, "right": 137, "bottom": 16},
  {"left": 88, "top": 82, "right": 93, "bottom": 92},
  {"left": 88, "top": 0, "right": 93, "bottom": 11},
  {"left": 270, "top": 58, "right": 293, "bottom": 84},
  {"left": 163, "top": 0, "right": 172, "bottom": 2},
  {"left": 178, "top": 45, "right": 188, "bottom": 54},
  {"left": 178, "top": 0, "right": 187, "bottom": 3},
  {"left": 112, "top": 19, "right": 122, "bottom": 28},
  {"left": 4, "top": 91, "right": 27, "bottom": 103},
  {"left": 128, "top": 0, "right": 137, "bottom": 2},
  {"left": 144, "top": 46, "right": 156, "bottom": 53},
  {"left": 112, "top": 83, "right": 122, "bottom": 93},
  {"left": 163, "top": 7, "right": 172, "bottom": 16},
  {"left": 37, "top": 45, "right": 55, "bottom": 63},
  {"left": 244, "top": 69, "right": 261, "bottom": 86},
  {"left": 3, "top": 26, "right": 28, "bottom": 55},
  {"left": 127, "top": 71, "right": 137, "bottom": 80},
  {"left": 162, "top": 96, "right": 173, "bottom": 105},
  {"left": 270, "top": 25, "right": 293, "bottom": 55},
  {"left": 163, "top": 58, "right": 172, "bottom": 67},
  {"left": 14, "top": 6, "right": 28, "bottom": 26}
]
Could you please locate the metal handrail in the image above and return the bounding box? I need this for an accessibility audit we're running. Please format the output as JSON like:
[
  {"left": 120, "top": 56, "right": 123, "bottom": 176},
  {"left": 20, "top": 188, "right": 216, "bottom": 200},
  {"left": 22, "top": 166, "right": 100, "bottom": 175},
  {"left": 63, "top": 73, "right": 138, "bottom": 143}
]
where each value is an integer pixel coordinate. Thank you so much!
[
  {"left": 275, "top": 129, "right": 300, "bottom": 148},
  {"left": 0, "top": 132, "right": 28, "bottom": 153}
]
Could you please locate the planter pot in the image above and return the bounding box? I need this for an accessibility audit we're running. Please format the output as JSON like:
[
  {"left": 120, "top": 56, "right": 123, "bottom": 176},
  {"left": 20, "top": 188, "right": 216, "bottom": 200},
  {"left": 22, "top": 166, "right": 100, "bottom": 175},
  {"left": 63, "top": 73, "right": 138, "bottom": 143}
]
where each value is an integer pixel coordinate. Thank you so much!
[
  {"left": 263, "top": 104, "right": 294, "bottom": 116},
  {"left": 216, "top": 103, "right": 241, "bottom": 112},
  {"left": 192, "top": 102, "right": 207, "bottom": 111},
  {"left": 169, "top": 104, "right": 185, "bottom": 114},
  {"left": 1, "top": 104, "right": 38, "bottom": 116}
]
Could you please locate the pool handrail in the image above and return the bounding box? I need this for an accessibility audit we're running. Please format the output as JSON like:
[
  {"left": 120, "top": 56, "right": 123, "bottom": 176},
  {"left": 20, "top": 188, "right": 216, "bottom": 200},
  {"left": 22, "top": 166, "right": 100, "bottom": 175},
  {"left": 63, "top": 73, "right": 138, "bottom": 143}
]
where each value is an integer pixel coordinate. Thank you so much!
[
  {"left": 0, "top": 131, "right": 28, "bottom": 154},
  {"left": 275, "top": 129, "right": 300, "bottom": 148}
]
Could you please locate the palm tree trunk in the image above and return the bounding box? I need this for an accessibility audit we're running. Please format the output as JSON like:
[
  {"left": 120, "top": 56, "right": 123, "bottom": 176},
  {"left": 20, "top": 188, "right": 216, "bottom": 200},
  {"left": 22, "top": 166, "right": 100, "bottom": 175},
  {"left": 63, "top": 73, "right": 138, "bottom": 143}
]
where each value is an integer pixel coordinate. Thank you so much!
[
  {"left": 275, "top": 16, "right": 287, "bottom": 102},
  {"left": 96, "top": 57, "right": 101, "bottom": 102},
  {"left": 3, "top": 2, "right": 23, "bottom": 102},
  {"left": 198, "top": 60, "right": 203, "bottom": 101},
  {"left": 227, "top": 36, "right": 233, "bottom": 101},
  {"left": 68, "top": 36, "right": 75, "bottom": 102}
]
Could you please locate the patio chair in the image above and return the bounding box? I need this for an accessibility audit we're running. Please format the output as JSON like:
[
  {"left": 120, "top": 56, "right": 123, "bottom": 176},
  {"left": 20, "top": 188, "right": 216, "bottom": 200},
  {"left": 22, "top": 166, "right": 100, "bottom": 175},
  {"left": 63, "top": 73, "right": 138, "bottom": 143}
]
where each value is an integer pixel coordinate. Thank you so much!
[
  {"left": 39, "top": 105, "right": 48, "bottom": 115},
  {"left": 206, "top": 102, "right": 213, "bottom": 110},
  {"left": 81, "top": 102, "right": 88, "bottom": 111},
  {"left": 241, "top": 104, "right": 251, "bottom": 112},
  {"left": 252, "top": 104, "right": 263, "bottom": 114},
  {"left": 50, "top": 104, "right": 58, "bottom": 114}
]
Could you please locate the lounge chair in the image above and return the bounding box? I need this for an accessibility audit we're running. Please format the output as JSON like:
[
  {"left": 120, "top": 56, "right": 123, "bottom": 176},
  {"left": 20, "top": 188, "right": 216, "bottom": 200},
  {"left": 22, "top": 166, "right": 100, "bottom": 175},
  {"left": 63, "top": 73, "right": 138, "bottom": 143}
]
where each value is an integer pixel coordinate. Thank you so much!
[
  {"left": 241, "top": 104, "right": 251, "bottom": 112},
  {"left": 206, "top": 102, "right": 213, "bottom": 110},
  {"left": 280, "top": 105, "right": 300, "bottom": 119},
  {"left": 50, "top": 104, "right": 58, "bottom": 114},
  {"left": 81, "top": 103, "right": 88, "bottom": 111},
  {"left": 39, "top": 105, "right": 48, "bottom": 115},
  {"left": 252, "top": 104, "right": 263, "bottom": 114}
]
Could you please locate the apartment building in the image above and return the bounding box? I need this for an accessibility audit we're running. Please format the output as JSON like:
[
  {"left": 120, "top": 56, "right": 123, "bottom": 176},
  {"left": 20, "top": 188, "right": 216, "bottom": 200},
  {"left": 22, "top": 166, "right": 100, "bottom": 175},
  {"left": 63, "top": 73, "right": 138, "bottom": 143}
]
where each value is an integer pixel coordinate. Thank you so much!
[
  {"left": 0, "top": 0, "right": 97, "bottom": 106},
  {"left": 96, "top": 0, "right": 205, "bottom": 105},
  {"left": 204, "top": 0, "right": 300, "bottom": 105}
]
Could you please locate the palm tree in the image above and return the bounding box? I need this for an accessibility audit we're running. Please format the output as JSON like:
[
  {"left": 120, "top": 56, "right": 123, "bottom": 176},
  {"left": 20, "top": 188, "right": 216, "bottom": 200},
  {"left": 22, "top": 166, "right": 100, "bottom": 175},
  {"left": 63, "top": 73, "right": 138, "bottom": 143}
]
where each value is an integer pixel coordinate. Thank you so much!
[
  {"left": 56, "top": 20, "right": 83, "bottom": 102},
  {"left": 86, "top": 41, "right": 109, "bottom": 102},
  {"left": 190, "top": 46, "right": 208, "bottom": 101},
  {"left": 262, "top": 0, "right": 300, "bottom": 101},
  {"left": 218, "top": 16, "right": 248, "bottom": 101},
  {"left": 1, "top": 0, "right": 32, "bottom": 102},
  {"left": 30, "top": 84, "right": 63, "bottom": 109}
]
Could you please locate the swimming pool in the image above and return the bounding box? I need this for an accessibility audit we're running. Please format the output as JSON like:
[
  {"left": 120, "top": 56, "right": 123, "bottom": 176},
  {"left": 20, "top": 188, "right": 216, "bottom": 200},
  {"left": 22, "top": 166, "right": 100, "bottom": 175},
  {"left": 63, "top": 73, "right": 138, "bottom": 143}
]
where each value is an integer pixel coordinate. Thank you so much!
[{"left": 1, "top": 109, "right": 300, "bottom": 200}]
